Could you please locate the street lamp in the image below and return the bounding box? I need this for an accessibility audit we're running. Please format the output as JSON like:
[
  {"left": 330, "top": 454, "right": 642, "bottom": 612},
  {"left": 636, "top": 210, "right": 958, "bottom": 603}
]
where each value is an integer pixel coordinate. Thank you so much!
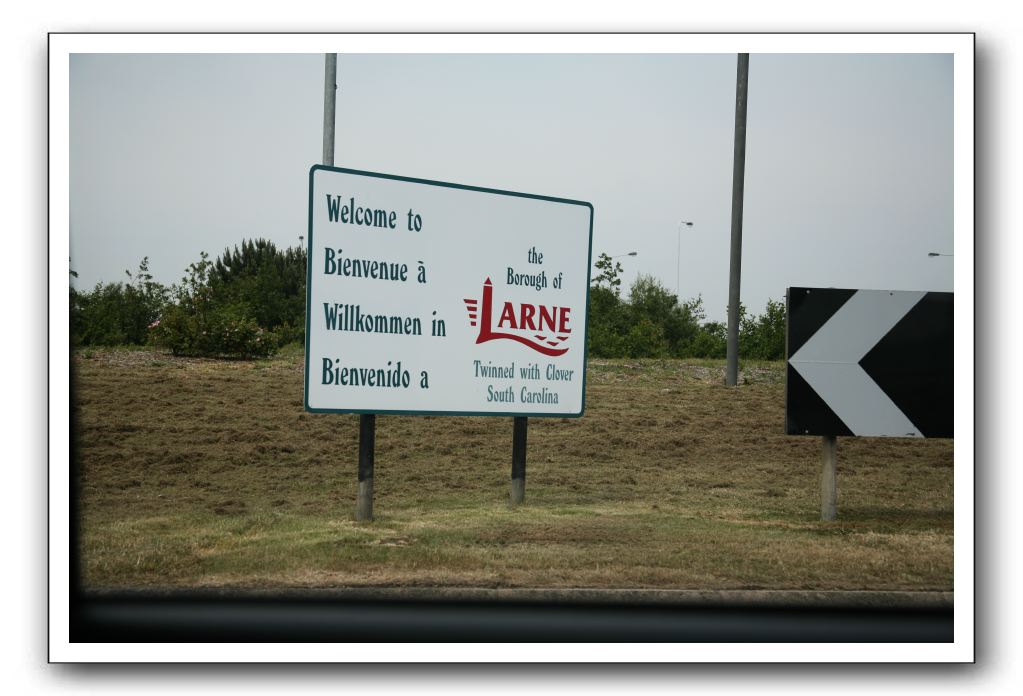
[
  {"left": 676, "top": 221, "right": 694, "bottom": 295},
  {"left": 299, "top": 235, "right": 305, "bottom": 250},
  {"left": 927, "top": 252, "right": 952, "bottom": 257},
  {"left": 611, "top": 251, "right": 638, "bottom": 259}
]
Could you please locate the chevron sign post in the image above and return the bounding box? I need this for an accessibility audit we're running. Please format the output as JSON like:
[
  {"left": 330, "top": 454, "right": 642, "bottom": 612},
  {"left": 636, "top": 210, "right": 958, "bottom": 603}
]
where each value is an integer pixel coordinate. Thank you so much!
[{"left": 785, "top": 287, "right": 953, "bottom": 519}]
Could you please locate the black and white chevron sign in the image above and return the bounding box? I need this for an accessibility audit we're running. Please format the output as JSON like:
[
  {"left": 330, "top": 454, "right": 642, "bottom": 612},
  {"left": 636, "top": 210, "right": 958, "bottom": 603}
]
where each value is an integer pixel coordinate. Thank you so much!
[{"left": 785, "top": 287, "right": 953, "bottom": 438}]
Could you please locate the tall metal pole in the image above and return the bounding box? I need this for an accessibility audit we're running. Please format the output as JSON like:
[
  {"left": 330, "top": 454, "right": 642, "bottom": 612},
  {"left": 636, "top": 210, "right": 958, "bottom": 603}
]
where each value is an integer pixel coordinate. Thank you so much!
[
  {"left": 322, "top": 54, "right": 336, "bottom": 167},
  {"left": 725, "top": 53, "right": 749, "bottom": 386},
  {"left": 323, "top": 53, "right": 375, "bottom": 521}
]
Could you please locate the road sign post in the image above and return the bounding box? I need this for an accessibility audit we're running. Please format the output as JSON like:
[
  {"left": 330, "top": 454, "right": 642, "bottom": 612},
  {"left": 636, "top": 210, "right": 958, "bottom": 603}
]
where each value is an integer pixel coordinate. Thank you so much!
[
  {"left": 305, "top": 166, "right": 592, "bottom": 516},
  {"left": 357, "top": 413, "right": 375, "bottom": 521},
  {"left": 322, "top": 54, "right": 379, "bottom": 521},
  {"left": 511, "top": 416, "right": 527, "bottom": 505},
  {"left": 785, "top": 287, "right": 953, "bottom": 519},
  {"left": 821, "top": 435, "right": 837, "bottom": 521}
]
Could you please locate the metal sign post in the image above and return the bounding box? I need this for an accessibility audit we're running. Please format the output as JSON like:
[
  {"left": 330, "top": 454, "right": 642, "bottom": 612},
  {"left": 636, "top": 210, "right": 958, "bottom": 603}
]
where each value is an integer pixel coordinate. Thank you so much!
[
  {"left": 511, "top": 416, "right": 527, "bottom": 505},
  {"left": 322, "top": 53, "right": 376, "bottom": 522},
  {"left": 357, "top": 413, "right": 376, "bottom": 521},
  {"left": 306, "top": 142, "right": 592, "bottom": 521},
  {"left": 785, "top": 286, "right": 953, "bottom": 520},
  {"left": 821, "top": 435, "right": 837, "bottom": 521}
]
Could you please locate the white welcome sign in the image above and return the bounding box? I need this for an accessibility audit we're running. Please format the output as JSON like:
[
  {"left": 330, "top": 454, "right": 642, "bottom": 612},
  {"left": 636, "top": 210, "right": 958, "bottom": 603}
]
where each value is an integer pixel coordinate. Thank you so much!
[{"left": 304, "top": 166, "right": 593, "bottom": 417}]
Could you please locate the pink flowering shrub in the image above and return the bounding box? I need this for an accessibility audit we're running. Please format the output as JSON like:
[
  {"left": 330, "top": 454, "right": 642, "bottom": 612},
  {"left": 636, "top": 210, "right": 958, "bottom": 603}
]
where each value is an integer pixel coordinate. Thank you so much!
[{"left": 151, "top": 303, "right": 274, "bottom": 358}]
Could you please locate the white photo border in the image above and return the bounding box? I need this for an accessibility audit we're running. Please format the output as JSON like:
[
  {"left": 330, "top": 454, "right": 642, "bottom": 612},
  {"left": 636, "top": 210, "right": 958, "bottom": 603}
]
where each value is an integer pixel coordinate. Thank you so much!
[{"left": 49, "top": 31, "right": 974, "bottom": 663}]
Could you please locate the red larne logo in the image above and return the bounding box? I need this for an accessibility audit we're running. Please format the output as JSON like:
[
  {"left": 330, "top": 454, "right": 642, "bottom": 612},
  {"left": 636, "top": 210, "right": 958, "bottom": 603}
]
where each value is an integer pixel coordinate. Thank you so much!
[{"left": 464, "top": 278, "right": 572, "bottom": 356}]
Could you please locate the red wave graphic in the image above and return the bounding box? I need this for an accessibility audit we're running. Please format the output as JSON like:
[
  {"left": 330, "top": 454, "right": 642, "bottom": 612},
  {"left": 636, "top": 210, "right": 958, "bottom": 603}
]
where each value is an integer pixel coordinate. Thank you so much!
[
  {"left": 467, "top": 278, "right": 570, "bottom": 357},
  {"left": 476, "top": 327, "right": 569, "bottom": 356}
]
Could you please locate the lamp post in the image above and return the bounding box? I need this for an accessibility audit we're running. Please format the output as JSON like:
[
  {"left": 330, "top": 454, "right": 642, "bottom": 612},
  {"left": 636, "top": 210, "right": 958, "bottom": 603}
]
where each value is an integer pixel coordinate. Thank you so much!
[
  {"left": 298, "top": 235, "right": 304, "bottom": 251},
  {"left": 611, "top": 251, "right": 638, "bottom": 259},
  {"left": 676, "top": 221, "right": 694, "bottom": 296},
  {"left": 927, "top": 252, "right": 953, "bottom": 257}
]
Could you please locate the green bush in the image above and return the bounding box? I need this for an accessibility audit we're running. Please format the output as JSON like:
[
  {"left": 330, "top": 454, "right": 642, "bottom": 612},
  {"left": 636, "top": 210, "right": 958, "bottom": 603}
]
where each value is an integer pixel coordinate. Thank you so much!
[
  {"left": 151, "top": 304, "right": 274, "bottom": 359},
  {"left": 624, "top": 317, "right": 669, "bottom": 358},
  {"left": 271, "top": 321, "right": 304, "bottom": 348},
  {"left": 72, "top": 242, "right": 305, "bottom": 358},
  {"left": 586, "top": 251, "right": 786, "bottom": 361},
  {"left": 587, "top": 285, "right": 628, "bottom": 358},
  {"left": 627, "top": 275, "right": 703, "bottom": 356},
  {"left": 72, "top": 258, "right": 167, "bottom": 347},
  {"left": 690, "top": 321, "right": 727, "bottom": 358},
  {"left": 149, "top": 252, "right": 275, "bottom": 359},
  {"left": 739, "top": 298, "right": 786, "bottom": 360}
]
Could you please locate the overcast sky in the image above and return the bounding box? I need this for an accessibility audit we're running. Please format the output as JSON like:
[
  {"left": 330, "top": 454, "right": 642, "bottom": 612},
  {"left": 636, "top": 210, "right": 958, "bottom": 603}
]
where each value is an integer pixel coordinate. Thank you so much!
[{"left": 70, "top": 52, "right": 953, "bottom": 321}]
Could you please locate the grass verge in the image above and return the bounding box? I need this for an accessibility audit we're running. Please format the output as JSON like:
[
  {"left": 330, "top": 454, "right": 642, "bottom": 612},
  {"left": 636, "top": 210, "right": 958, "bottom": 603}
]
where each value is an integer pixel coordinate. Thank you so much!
[{"left": 74, "top": 348, "right": 953, "bottom": 590}]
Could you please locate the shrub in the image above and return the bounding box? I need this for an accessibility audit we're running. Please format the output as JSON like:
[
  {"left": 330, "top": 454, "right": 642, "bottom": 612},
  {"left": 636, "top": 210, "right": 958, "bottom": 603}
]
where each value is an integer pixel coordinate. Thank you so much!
[
  {"left": 149, "top": 252, "right": 275, "bottom": 359},
  {"left": 624, "top": 275, "right": 703, "bottom": 358},
  {"left": 72, "top": 258, "right": 167, "bottom": 346},
  {"left": 740, "top": 298, "right": 786, "bottom": 360},
  {"left": 151, "top": 304, "right": 274, "bottom": 359},
  {"left": 623, "top": 317, "right": 669, "bottom": 358},
  {"left": 271, "top": 321, "right": 304, "bottom": 348},
  {"left": 585, "top": 256, "right": 786, "bottom": 362},
  {"left": 587, "top": 285, "right": 628, "bottom": 358},
  {"left": 690, "top": 321, "right": 727, "bottom": 358}
]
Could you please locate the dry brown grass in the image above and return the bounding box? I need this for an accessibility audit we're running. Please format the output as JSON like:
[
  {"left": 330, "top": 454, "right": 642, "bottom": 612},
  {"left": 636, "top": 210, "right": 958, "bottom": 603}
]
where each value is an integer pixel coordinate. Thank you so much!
[{"left": 73, "top": 347, "right": 953, "bottom": 591}]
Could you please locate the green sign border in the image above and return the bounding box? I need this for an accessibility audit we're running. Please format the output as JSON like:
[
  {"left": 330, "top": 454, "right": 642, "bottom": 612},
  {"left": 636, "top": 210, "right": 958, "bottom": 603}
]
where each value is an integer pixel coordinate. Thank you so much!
[{"left": 304, "top": 164, "right": 594, "bottom": 418}]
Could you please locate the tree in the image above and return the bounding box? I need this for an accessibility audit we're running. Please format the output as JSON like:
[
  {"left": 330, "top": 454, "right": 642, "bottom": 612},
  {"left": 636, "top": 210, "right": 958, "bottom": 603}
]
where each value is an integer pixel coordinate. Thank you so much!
[
  {"left": 626, "top": 274, "right": 703, "bottom": 357},
  {"left": 150, "top": 251, "right": 275, "bottom": 358},
  {"left": 587, "top": 252, "right": 630, "bottom": 356},
  {"left": 211, "top": 239, "right": 307, "bottom": 342},
  {"left": 70, "top": 260, "right": 82, "bottom": 347},
  {"left": 591, "top": 252, "right": 624, "bottom": 296},
  {"left": 587, "top": 285, "right": 628, "bottom": 357}
]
